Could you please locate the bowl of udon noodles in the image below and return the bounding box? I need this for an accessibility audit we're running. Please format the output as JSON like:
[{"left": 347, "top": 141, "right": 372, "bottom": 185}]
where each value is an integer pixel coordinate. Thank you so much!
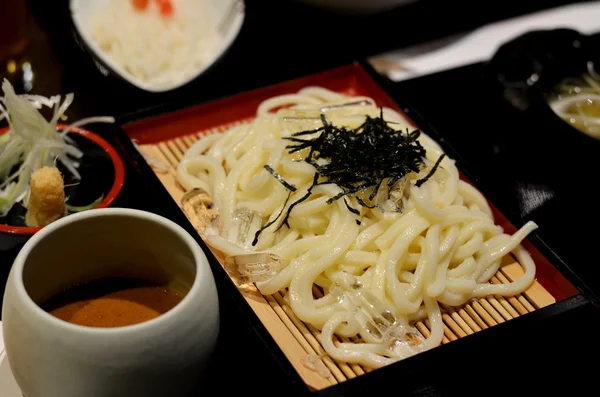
[{"left": 487, "top": 28, "right": 600, "bottom": 146}]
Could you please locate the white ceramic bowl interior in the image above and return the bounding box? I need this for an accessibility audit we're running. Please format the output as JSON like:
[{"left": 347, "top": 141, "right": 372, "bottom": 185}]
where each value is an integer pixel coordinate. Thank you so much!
[{"left": 69, "top": 0, "right": 245, "bottom": 92}]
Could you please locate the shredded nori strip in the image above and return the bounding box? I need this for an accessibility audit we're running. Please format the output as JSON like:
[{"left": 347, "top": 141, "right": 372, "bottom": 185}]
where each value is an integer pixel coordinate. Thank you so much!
[
  {"left": 254, "top": 109, "right": 443, "bottom": 245},
  {"left": 285, "top": 109, "right": 430, "bottom": 208},
  {"left": 415, "top": 154, "right": 446, "bottom": 187},
  {"left": 264, "top": 164, "right": 297, "bottom": 192},
  {"left": 252, "top": 191, "right": 293, "bottom": 246},
  {"left": 356, "top": 219, "right": 362, "bottom": 226},
  {"left": 344, "top": 198, "right": 360, "bottom": 215},
  {"left": 356, "top": 196, "right": 377, "bottom": 209},
  {"left": 277, "top": 173, "right": 320, "bottom": 231}
]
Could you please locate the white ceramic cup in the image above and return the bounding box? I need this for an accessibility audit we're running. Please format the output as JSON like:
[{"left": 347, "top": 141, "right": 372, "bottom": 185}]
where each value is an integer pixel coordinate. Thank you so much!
[{"left": 2, "top": 208, "right": 220, "bottom": 397}]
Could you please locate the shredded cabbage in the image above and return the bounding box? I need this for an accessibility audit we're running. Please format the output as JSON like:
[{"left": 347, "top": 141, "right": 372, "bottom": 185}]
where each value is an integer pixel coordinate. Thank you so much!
[{"left": 0, "top": 79, "right": 115, "bottom": 217}]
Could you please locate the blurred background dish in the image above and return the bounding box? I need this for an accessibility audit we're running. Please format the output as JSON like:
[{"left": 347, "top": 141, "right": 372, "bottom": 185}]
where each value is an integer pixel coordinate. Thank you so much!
[
  {"left": 69, "top": 0, "right": 245, "bottom": 92},
  {"left": 293, "top": 0, "right": 419, "bottom": 14},
  {"left": 487, "top": 28, "right": 600, "bottom": 145}
]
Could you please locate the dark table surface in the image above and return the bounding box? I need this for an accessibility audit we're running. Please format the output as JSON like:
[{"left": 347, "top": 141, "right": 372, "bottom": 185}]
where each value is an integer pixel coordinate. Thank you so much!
[
  {"left": 4, "top": 0, "right": 594, "bottom": 120},
  {"left": 2, "top": 0, "right": 600, "bottom": 396}
]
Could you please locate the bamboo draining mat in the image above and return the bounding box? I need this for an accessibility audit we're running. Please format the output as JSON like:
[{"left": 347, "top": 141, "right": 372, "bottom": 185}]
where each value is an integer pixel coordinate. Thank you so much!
[{"left": 136, "top": 125, "right": 556, "bottom": 391}]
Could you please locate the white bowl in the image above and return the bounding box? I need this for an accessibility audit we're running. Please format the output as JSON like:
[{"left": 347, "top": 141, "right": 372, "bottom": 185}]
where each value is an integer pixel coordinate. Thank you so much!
[
  {"left": 294, "top": 0, "right": 419, "bottom": 14},
  {"left": 2, "top": 208, "right": 220, "bottom": 397},
  {"left": 69, "top": 0, "right": 245, "bottom": 92}
]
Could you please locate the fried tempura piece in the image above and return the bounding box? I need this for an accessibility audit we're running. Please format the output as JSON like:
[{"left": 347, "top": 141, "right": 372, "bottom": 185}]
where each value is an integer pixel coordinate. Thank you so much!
[{"left": 25, "top": 166, "right": 67, "bottom": 227}]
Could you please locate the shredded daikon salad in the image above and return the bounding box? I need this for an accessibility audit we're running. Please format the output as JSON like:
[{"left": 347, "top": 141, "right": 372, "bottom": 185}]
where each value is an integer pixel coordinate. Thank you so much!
[
  {"left": 0, "top": 79, "right": 114, "bottom": 218},
  {"left": 89, "top": 0, "right": 222, "bottom": 89}
]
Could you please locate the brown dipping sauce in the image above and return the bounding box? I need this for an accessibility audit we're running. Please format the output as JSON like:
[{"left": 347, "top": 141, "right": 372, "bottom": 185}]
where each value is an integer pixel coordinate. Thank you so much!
[{"left": 41, "top": 278, "right": 184, "bottom": 328}]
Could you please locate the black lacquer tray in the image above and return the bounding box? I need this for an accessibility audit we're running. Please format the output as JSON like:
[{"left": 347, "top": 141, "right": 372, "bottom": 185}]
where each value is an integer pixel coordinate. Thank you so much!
[{"left": 102, "top": 61, "right": 600, "bottom": 395}]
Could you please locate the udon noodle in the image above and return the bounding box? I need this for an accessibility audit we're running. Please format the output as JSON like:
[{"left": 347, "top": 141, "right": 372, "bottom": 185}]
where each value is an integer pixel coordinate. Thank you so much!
[{"left": 177, "top": 87, "right": 537, "bottom": 368}]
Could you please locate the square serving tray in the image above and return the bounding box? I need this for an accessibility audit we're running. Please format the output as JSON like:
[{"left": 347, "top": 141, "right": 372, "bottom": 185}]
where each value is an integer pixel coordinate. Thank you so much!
[{"left": 119, "top": 63, "right": 583, "bottom": 393}]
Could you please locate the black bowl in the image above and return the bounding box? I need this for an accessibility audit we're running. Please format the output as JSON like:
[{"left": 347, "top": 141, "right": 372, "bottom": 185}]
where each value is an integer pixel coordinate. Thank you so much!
[{"left": 486, "top": 28, "right": 600, "bottom": 149}]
